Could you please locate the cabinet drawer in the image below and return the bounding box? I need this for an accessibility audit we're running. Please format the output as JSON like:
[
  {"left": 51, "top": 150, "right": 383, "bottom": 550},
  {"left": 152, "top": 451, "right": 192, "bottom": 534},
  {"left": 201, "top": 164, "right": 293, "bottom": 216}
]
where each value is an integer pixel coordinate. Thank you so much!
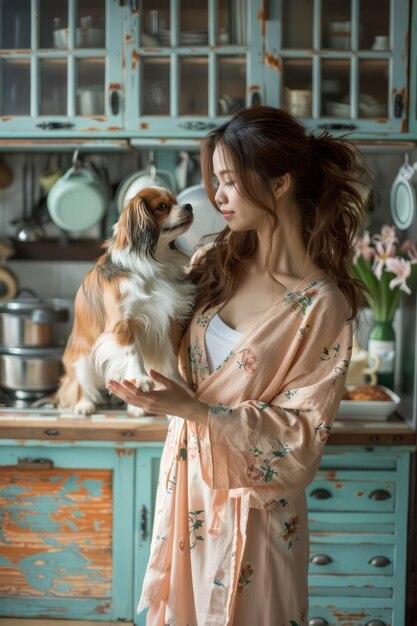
[
  {"left": 308, "top": 605, "right": 392, "bottom": 626},
  {"left": 307, "top": 471, "right": 395, "bottom": 512},
  {"left": 309, "top": 543, "right": 394, "bottom": 576}
]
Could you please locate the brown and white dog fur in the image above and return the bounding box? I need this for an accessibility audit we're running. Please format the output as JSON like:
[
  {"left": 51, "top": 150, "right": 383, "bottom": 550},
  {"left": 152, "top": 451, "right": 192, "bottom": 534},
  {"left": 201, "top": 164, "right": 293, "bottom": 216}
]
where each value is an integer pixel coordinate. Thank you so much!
[{"left": 56, "top": 186, "right": 196, "bottom": 416}]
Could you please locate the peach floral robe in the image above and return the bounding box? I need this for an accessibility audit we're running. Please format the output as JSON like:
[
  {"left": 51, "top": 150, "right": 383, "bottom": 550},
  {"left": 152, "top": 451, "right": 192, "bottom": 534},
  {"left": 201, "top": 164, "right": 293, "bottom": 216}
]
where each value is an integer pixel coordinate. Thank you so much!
[{"left": 138, "top": 269, "right": 352, "bottom": 626}]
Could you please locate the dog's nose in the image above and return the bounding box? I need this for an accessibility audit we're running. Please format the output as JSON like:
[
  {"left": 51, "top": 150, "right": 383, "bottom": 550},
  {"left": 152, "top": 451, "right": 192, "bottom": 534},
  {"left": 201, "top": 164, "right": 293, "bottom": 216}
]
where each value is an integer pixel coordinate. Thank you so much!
[{"left": 182, "top": 203, "right": 193, "bottom": 214}]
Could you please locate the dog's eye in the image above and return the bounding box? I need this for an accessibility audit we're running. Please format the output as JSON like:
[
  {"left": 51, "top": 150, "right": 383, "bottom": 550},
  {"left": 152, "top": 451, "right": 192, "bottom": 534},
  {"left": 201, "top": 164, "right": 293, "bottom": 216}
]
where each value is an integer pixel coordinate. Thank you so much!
[{"left": 156, "top": 202, "right": 168, "bottom": 211}]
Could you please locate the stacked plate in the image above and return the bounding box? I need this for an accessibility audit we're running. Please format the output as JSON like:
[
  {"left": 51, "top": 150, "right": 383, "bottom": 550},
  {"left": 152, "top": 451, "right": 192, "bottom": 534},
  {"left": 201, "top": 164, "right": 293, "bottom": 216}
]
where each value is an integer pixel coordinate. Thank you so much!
[
  {"left": 158, "top": 30, "right": 208, "bottom": 46},
  {"left": 325, "top": 95, "right": 387, "bottom": 118}
]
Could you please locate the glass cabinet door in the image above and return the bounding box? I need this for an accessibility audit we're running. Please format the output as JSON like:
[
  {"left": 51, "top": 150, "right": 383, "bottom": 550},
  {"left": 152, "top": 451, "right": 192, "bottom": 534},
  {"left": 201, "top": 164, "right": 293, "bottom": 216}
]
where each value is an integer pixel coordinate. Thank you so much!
[
  {"left": 265, "top": 0, "right": 409, "bottom": 135},
  {"left": 0, "top": 0, "right": 122, "bottom": 134},
  {"left": 124, "top": 0, "right": 264, "bottom": 137}
]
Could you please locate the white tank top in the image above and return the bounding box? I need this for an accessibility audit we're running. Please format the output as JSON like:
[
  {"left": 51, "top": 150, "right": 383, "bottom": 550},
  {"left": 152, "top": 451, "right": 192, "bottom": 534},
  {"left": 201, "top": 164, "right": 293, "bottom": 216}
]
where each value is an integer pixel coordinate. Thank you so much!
[{"left": 205, "top": 313, "right": 244, "bottom": 373}]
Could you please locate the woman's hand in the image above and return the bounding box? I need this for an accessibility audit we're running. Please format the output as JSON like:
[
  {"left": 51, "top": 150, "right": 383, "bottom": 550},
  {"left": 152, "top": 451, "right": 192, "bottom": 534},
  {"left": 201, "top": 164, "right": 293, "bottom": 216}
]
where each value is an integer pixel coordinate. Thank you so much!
[{"left": 106, "top": 369, "right": 208, "bottom": 424}]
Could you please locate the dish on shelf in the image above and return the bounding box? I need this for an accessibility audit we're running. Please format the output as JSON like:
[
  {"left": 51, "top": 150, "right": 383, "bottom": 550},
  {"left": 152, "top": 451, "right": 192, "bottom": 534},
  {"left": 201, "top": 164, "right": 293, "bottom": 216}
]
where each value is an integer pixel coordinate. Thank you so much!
[
  {"left": 337, "top": 385, "right": 400, "bottom": 420},
  {"left": 325, "top": 94, "right": 386, "bottom": 118},
  {"left": 53, "top": 27, "right": 105, "bottom": 49}
]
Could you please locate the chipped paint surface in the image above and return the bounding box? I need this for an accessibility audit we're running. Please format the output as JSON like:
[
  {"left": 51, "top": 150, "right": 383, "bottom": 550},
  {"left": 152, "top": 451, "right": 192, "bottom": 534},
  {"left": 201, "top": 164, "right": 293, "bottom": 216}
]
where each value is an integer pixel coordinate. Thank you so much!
[
  {"left": 0, "top": 468, "right": 112, "bottom": 600},
  {"left": 256, "top": 6, "right": 266, "bottom": 38},
  {"left": 264, "top": 52, "right": 280, "bottom": 72},
  {"left": 131, "top": 50, "right": 140, "bottom": 70}
]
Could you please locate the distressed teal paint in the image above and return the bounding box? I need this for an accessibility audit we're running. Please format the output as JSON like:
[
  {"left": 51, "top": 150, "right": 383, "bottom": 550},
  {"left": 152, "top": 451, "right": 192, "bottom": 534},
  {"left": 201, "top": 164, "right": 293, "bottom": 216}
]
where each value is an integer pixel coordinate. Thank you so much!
[
  {"left": 64, "top": 519, "right": 79, "bottom": 532},
  {"left": 54, "top": 583, "right": 73, "bottom": 593},
  {"left": 308, "top": 449, "right": 410, "bottom": 626},
  {"left": 0, "top": 439, "right": 411, "bottom": 625},
  {"left": 49, "top": 475, "right": 65, "bottom": 483},
  {"left": 0, "top": 484, "right": 28, "bottom": 500},
  {"left": 19, "top": 548, "right": 91, "bottom": 591},
  {"left": 82, "top": 478, "right": 104, "bottom": 497}
]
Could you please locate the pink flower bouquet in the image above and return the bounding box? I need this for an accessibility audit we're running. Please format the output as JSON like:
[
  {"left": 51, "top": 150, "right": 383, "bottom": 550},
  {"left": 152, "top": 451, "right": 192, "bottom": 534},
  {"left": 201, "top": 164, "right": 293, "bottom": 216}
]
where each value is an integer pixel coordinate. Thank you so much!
[{"left": 352, "top": 225, "right": 417, "bottom": 322}]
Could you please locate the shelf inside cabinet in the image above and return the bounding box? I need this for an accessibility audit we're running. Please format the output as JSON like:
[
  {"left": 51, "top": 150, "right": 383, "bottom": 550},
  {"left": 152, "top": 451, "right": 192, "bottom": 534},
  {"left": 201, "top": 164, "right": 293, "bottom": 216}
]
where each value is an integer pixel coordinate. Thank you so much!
[{"left": 10, "top": 238, "right": 105, "bottom": 261}]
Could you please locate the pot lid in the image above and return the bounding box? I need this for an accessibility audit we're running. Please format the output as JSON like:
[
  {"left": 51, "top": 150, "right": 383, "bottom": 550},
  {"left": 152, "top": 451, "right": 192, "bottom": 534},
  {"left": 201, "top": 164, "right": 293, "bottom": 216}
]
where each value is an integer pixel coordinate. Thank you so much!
[
  {"left": 0, "top": 297, "right": 70, "bottom": 322},
  {"left": 0, "top": 345, "right": 64, "bottom": 357}
]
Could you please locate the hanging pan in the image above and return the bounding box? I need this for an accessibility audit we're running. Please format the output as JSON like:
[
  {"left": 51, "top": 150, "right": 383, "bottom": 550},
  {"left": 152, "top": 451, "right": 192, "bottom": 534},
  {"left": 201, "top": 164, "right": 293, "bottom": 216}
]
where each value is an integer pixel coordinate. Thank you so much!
[{"left": 390, "top": 160, "right": 417, "bottom": 230}]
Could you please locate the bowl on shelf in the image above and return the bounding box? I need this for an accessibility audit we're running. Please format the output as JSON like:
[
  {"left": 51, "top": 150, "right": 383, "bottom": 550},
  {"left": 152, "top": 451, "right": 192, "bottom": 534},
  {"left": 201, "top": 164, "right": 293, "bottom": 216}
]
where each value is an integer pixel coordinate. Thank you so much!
[
  {"left": 337, "top": 385, "right": 400, "bottom": 420},
  {"left": 85, "top": 28, "right": 105, "bottom": 47},
  {"left": 325, "top": 94, "right": 386, "bottom": 118},
  {"left": 53, "top": 26, "right": 104, "bottom": 49},
  {"left": 53, "top": 28, "right": 83, "bottom": 48},
  {"left": 77, "top": 86, "right": 105, "bottom": 115}
]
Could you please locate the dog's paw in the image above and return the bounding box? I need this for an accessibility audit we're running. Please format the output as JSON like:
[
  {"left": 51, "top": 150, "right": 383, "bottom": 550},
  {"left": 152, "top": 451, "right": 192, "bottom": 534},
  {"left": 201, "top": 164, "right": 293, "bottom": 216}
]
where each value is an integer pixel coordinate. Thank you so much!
[
  {"left": 133, "top": 376, "right": 154, "bottom": 393},
  {"left": 127, "top": 404, "right": 147, "bottom": 417},
  {"left": 73, "top": 399, "right": 96, "bottom": 415}
]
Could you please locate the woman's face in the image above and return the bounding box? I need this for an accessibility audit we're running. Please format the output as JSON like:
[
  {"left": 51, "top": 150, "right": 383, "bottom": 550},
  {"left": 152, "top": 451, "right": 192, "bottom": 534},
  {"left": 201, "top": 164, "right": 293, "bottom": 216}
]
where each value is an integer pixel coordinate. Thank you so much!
[{"left": 212, "top": 145, "right": 270, "bottom": 233}]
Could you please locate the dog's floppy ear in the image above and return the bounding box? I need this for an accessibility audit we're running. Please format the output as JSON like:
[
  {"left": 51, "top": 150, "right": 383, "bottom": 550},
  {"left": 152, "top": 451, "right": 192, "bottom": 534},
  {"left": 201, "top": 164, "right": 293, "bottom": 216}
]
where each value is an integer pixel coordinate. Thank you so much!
[{"left": 114, "top": 194, "right": 159, "bottom": 257}]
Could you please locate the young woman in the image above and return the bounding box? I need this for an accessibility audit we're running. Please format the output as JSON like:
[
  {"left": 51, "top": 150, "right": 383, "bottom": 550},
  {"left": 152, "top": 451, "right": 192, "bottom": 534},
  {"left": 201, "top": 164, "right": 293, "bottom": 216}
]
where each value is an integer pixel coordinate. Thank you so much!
[{"left": 107, "top": 106, "right": 367, "bottom": 626}]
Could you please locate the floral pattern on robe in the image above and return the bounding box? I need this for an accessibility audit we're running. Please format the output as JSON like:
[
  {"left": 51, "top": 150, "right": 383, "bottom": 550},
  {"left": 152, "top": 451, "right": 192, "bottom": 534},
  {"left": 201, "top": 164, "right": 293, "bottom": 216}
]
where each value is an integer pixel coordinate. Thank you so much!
[{"left": 138, "top": 269, "right": 352, "bottom": 626}]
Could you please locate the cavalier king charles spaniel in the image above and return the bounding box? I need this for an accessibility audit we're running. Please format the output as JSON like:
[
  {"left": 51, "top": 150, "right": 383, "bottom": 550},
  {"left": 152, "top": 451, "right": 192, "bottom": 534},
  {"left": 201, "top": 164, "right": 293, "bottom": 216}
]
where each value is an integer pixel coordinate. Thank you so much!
[{"left": 57, "top": 186, "right": 196, "bottom": 415}]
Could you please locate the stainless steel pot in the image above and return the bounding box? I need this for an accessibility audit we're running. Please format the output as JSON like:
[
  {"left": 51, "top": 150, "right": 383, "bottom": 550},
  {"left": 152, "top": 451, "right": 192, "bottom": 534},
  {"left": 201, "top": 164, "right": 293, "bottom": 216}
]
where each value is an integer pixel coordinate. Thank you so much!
[
  {"left": 0, "top": 297, "right": 69, "bottom": 348},
  {"left": 0, "top": 346, "right": 63, "bottom": 393}
]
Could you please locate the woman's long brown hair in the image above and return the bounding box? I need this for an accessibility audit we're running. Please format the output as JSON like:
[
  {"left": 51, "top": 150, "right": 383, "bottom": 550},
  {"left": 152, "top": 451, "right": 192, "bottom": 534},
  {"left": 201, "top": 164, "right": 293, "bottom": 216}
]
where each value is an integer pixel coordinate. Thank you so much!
[{"left": 188, "top": 105, "right": 368, "bottom": 317}]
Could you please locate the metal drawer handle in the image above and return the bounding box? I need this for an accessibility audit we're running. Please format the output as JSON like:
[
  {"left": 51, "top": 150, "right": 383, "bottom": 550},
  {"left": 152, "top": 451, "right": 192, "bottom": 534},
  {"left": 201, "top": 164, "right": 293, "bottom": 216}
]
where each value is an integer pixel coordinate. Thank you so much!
[
  {"left": 369, "top": 556, "right": 391, "bottom": 568},
  {"left": 369, "top": 489, "right": 391, "bottom": 500},
  {"left": 308, "top": 618, "right": 329, "bottom": 626},
  {"left": 310, "top": 554, "right": 332, "bottom": 566},
  {"left": 140, "top": 505, "right": 148, "bottom": 540},
  {"left": 310, "top": 488, "right": 332, "bottom": 500},
  {"left": 17, "top": 458, "right": 53, "bottom": 470},
  {"left": 365, "top": 621, "right": 387, "bottom": 626}
]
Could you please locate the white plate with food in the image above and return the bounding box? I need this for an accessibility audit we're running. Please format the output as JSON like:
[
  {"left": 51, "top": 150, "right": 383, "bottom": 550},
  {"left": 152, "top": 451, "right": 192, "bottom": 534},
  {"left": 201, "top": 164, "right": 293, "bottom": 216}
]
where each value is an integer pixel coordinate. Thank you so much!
[{"left": 337, "top": 385, "right": 400, "bottom": 420}]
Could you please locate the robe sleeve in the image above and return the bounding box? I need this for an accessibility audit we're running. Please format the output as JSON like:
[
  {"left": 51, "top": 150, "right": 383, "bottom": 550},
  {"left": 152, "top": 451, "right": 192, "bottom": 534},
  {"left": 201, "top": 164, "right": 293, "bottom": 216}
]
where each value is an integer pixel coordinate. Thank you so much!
[{"left": 197, "top": 292, "right": 353, "bottom": 508}]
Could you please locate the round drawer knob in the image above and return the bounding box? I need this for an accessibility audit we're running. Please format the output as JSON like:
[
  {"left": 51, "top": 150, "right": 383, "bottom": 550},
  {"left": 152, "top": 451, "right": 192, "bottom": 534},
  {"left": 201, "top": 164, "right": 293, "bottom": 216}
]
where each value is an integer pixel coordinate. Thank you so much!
[
  {"left": 310, "top": 488, "right": 332, "bottom": 500},
  {"left": 369, "top": 555, "right": 391, "bottom": 568},
  {"left": 310, "top": 554, "right": 332, "bottom": 566},
  {"left": 365, "top": 621, "right": 387, "bottom": 626},
  {"left": 369, "top": 489, "right": 391, "bottom": 500},
  {"left": 308, "top": 618, "right": 329, "bottom": 626},
  {"left": 44, "top": 429, "right": 59, "bottom": 436}
]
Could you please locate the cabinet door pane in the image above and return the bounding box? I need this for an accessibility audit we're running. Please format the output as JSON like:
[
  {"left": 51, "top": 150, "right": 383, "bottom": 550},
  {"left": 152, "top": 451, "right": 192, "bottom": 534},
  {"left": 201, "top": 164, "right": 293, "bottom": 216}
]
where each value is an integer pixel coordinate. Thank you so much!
[
  {"left": 77, "top": 57, "right": 105, "bottom": 115},
  {"left": 0, "top": 58, "right": 30, "bottom": 114},
  {"left": 142, "top": 0, "right": 170, "bottom": 47},
  {"left": 322, "top": 0, "right": 351, "bottom": 50},
  {"left": 142, "top": 57, "right": 170, "bottom": 115},
  {"left": 217, "top": 55, "right": 246, "bottom": 115},
  {"left": 0, "top": 0, "right": 31, "bottom": 49},
  {"left": 321, "top": 59, "right": 350, "bottom": 117},
  {"left": 180, "top": 0, "right": 208, "bottom": 46},
  {"left": 282, "top": 59, "right": 312, "bottom": 117},
  {"left": 358, "top": 59, "right": 388, "bottom": 118},
  {"left": 40, "top": 0, "right": 68, "bottom": 49},
  {"left": 217, "top": 0, "right": 233, "bottom": 45},
  {"left": 179, "top": 57, "right": 208, "bottom": 115},
  {"left": 359, "top": 0, "right": 390, "bottom": 50},
  {"left": 282, "top": 0, "right": 313, "bottom": 49},
  {"left": 77, "top": 0, "right": 105, "bottom": 48},
  {"left": 40, "top": 58, "right": 67, "bottom": 115}
]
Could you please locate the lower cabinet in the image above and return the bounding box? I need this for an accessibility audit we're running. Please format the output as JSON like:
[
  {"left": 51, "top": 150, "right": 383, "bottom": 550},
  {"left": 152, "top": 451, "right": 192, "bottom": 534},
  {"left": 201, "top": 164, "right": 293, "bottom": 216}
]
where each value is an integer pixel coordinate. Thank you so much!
[
  {"left": 0, "top": 442, "right": 163, "bottom": 625},
  {"left": 307, "top": 447, "right": 410, "bottom": 626},
  {"left": 0, "top": 443, "right": 411, "bottom": 626}
]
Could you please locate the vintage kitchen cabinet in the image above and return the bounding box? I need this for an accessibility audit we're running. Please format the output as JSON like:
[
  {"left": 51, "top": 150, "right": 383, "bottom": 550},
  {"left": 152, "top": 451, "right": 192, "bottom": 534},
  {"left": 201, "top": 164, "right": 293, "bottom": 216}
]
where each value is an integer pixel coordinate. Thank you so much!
[
  {"left": 0, "top": 0, "right": 265, "bottom": 140},
  {"left": 0, "top": 428, "right": 164, "bottom": 624},
  {"left": 307, "top": 446, "right": 411, "bottom": 626},
  {"left": 264, "top": 0, "right": 410, "bottom": 137},
  {"left": 0, "top": 0, "right": 413, "bottom": 141},
  {"left": 0, "top": 416, "right": 414, "bottom": 626}
]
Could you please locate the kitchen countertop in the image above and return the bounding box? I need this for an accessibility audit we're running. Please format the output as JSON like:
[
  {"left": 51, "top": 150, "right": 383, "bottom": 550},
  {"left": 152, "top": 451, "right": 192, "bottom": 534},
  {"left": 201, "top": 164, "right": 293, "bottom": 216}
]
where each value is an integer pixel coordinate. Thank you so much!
[{"left": 0, "top": 408, "right": 415, "bottom": 446}]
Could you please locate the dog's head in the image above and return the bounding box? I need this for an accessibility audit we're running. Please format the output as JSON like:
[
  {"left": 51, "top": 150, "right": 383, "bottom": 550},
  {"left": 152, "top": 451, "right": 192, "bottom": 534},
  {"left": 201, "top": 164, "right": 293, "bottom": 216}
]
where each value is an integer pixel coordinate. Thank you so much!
[{"left": 112, "top": 186, "right": 193, "bottom": 258}]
